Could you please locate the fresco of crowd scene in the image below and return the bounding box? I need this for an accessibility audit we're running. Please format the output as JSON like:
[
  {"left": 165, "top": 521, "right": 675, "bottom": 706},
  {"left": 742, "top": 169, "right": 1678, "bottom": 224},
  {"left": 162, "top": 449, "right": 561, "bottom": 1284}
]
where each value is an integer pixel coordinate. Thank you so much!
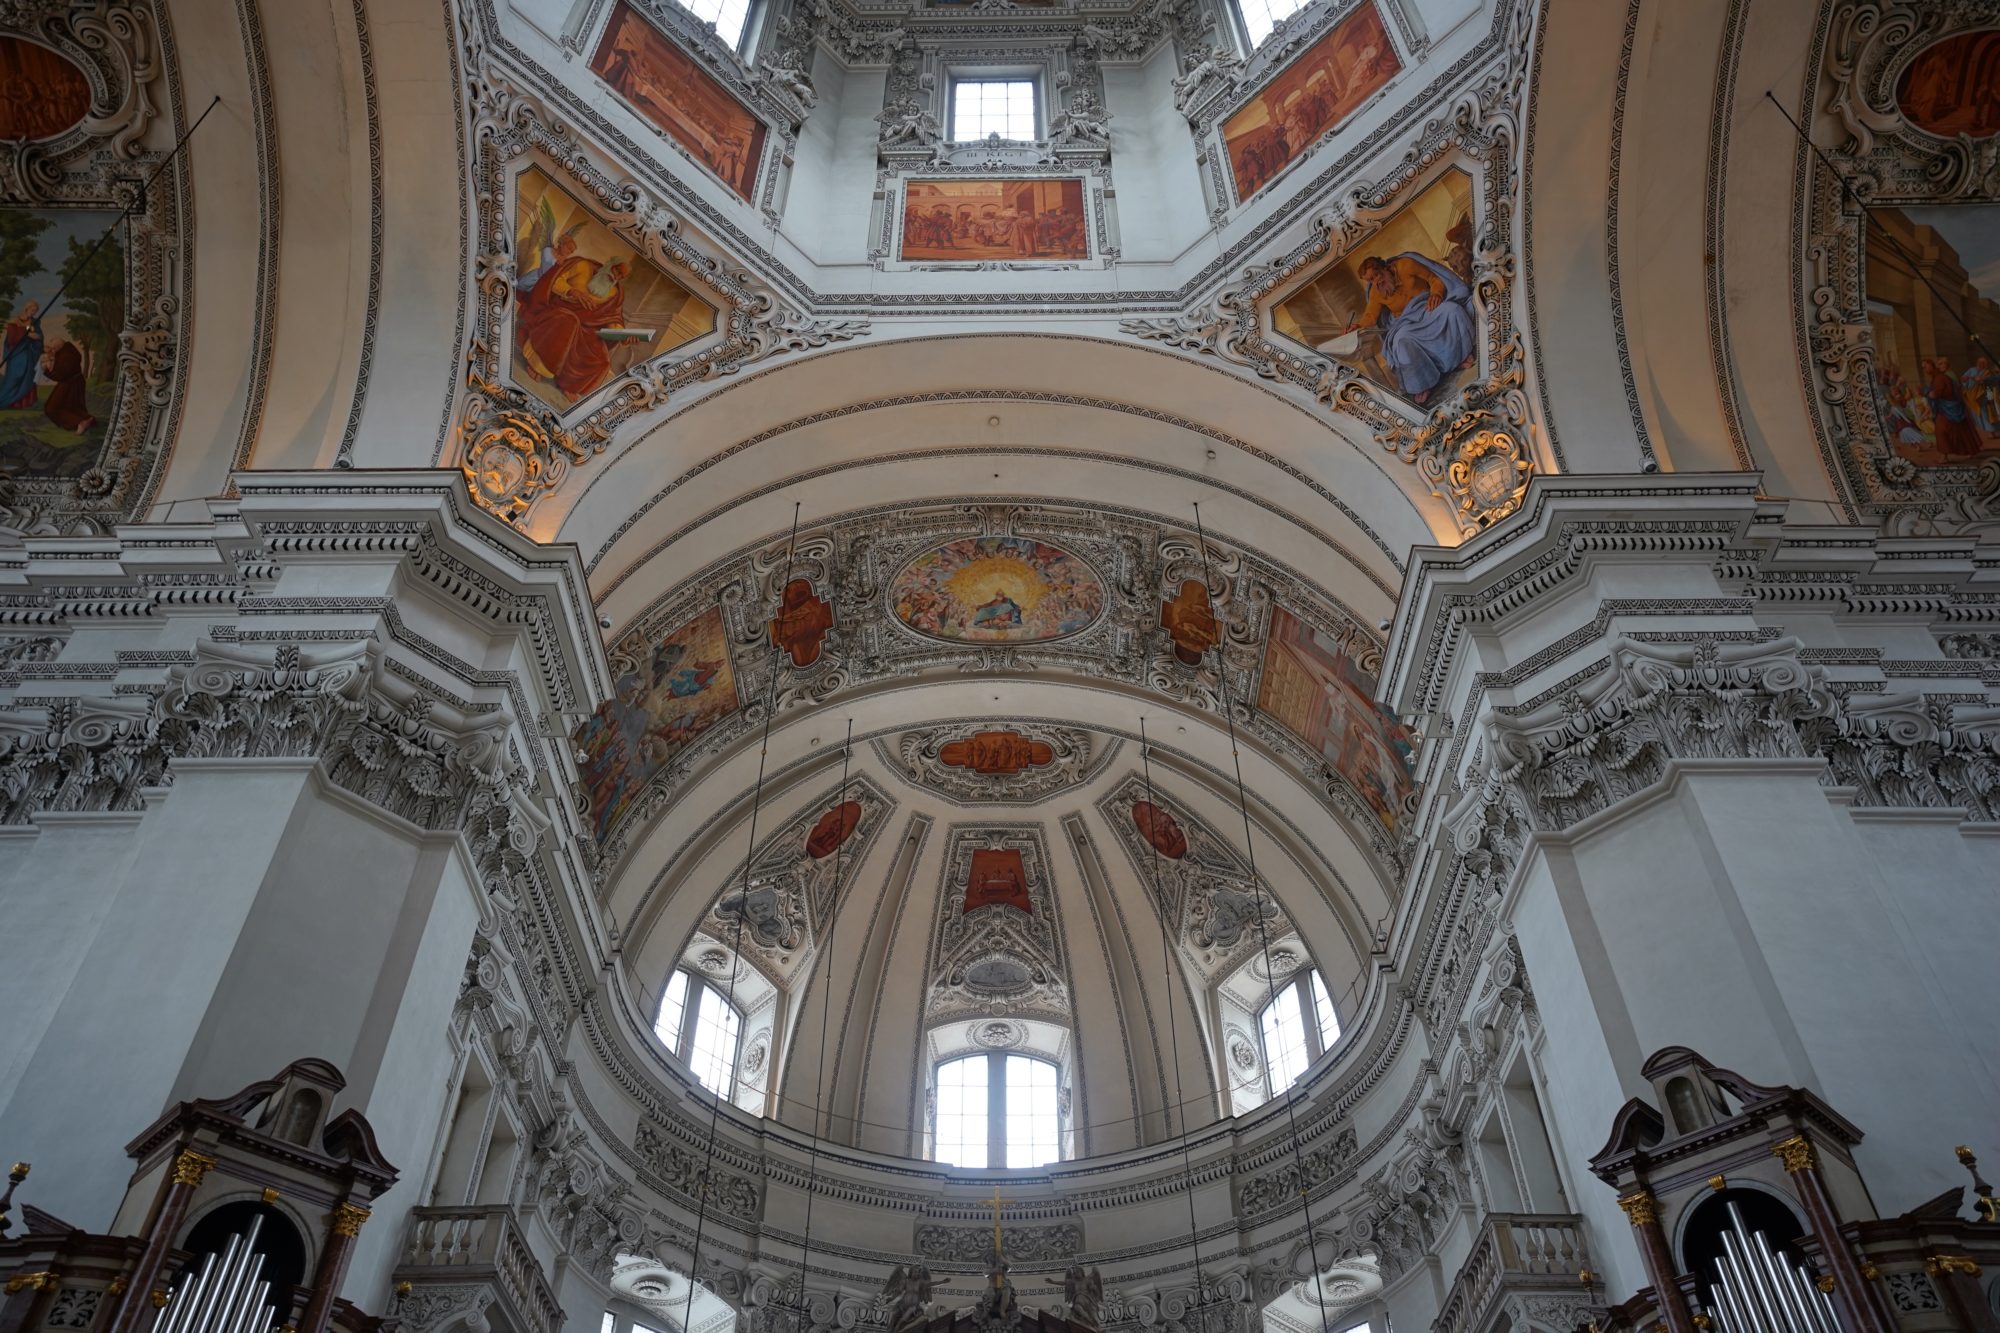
[
  {"left": 1867, "top": 205, "right": 2000, "bottom": 466},
  {"left": 900, "top": 180, "right": 1089, "bottom": 262},
  {"left": 1222, "top": 3, "right": 1399, "bottom": 201},
  {"left": 590, "top": 0, "right": 767, "bottom": 201}
]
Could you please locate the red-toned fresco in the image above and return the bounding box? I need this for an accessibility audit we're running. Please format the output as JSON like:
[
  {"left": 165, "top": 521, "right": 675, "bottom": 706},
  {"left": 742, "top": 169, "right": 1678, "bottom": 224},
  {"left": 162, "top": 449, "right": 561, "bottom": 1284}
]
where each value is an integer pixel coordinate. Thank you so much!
[
  {"left": 1222, "top": 3, "right": 1400, "bottom": 201},
  {"left": 1256, "top": 606, "right": 1416, "bottom": 832},
  {"left": 0, "top": 38, "right": 90, "bottom": 141},
  {"left": 965, "top": 848, "right": 1033, "bottom": 914},
  {"left": 1897, "top": 30, "right": 2000, "bottom": 140},
  {"left": 591, "top": 1, "right": 768, "bottom": 201},
  {"left": 1159, "top": 579, "right": 1219, "bottom": 666},
  {"left": 770, "top": 577, "right": 833, "bottom": 667},
  {"left": 807, "top": 800, "right": 862, "bottom": 859},
  {"left": 1131, "top": 801, "right": 1188, "bottom": 860},
  {"left": 939, "top": 729, "right": 1055, "bottom": 775}
]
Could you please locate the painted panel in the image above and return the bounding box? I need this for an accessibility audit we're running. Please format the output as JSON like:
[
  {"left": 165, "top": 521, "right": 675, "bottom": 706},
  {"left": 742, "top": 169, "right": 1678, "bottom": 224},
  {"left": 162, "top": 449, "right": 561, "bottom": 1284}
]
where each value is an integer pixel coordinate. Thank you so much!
[
  {"left": 1272, "top": 168, "right": 1478, "bottom": 406},
  {"left": 590, "top": 0, "right": 768, "bottom": 201},
  {"left": 0, "top": 38, "right": 90, "bottom": 140},
  {"left": 1222, "top": 3, "right": 1399, "bottom": 201},
  {"left": 889, "top": 536, "right": 1104, "bottom": 644},
  {"left": 1867, "top": 204, "right": 2000, "bottom": 466},
  {"left": 511, "top": 167, "right": 716, "bottom": 412},
  {"left": 899, "top": 180, "right": 1089, "bottom": 262},
  {"left": 965, "top": 848, "right": 1033, "bottom": 914},
  {"left": 576, "top": 606, "right": 740, "bottom": 839},
  {"left": 1897, "top": 30, "right": 2000, "bottom": 139},
  {"left": 769, "top": 577, "right": 833, "bottom": 667},
  {"left": 0, "top": 208, "right": 120, "bottom": 480},
  {"left": 1256, "top": 607, "right": 1415, "bottom": 832}
]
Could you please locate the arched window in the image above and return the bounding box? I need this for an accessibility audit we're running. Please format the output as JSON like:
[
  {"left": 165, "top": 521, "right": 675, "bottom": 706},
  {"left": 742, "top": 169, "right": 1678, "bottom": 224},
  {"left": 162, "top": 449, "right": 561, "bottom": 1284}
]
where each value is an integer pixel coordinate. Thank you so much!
[
  {"left": 1233, "top": 0, "right": 1311, "bottom": 50},
  {"left": 931, "top": 1053, "right": 1065, "bottom": 1169},
  {"left": 1259, "top": 968, "right": 1339, "bottom": 1094},
  {"left": 664, "top": 0, "right": 754, "bottom": 50},
  {"left": 654, "top": 968, "right": 743, "bottom": 1098}
]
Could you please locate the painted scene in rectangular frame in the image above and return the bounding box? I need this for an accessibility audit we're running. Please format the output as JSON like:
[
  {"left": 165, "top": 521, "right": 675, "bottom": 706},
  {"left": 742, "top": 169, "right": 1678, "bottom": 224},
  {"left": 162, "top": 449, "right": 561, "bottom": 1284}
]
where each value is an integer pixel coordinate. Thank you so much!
[
  {"left": 899, "top": 179, "right": 1090, "bottom": 263},
  {"left": 1256, "top": 606, "right": 1415, "bottom": 832},
  {"left": 590, "top": 0, "right": 768, "bottom": 202},
  {"left": 1222, "top": 3, "right": 1400, "bottom": 202},
  {"left": 1867, "top": 204, "right": 2000, "bottom": 467}
]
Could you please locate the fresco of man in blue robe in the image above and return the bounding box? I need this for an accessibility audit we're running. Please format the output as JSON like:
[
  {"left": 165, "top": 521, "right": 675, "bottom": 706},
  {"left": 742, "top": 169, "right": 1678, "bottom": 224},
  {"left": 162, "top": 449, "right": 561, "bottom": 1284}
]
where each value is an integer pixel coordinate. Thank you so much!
[{"left": 1342, "top": 252, "right": 1478, "bottom": 405}]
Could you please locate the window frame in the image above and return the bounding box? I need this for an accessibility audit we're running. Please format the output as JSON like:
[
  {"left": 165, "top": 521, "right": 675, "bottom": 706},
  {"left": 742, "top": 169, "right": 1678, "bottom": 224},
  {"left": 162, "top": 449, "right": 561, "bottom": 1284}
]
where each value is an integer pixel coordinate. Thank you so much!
[
  {"left": 929, "top": 1051, "right": 1069, "bottom": 1169},
  {"left": 1257, "top": 968, "right": 1341, "bottom": 1098},
  {"left": 946, "top": 73, "right": 1044, "bottom": 143},
  {"left": 653, "top": 967, "right": 745, "bottom": 1100},
  {"left": 1230, "top": 0, "right": 1312, "bottom": 53},
  {"left": 662, "top": 0, "right": 756, "bottom": 53}
]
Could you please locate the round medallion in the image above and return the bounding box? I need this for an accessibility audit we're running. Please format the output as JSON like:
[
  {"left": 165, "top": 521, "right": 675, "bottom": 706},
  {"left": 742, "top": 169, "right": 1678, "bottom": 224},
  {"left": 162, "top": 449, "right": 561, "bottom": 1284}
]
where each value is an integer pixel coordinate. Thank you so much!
[
  {"left": 1897, "top": 31, "right": 2000, "bottom": 140},
  {"left": 0, "top": 38, "right": 92, "bottom": 142},
  {"left": 889, "top": 536, "right": 1105, "bottom": 644},
  {"left": 964, "top": 957, "right": 1034, "bottom": 994}
]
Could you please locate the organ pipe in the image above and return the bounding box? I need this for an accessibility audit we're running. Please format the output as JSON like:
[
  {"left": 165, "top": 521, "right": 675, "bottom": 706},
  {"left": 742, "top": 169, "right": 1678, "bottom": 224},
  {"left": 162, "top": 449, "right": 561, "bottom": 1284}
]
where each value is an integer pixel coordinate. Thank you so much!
[
  {"left": 154, "top": 1218, "right": 278, "bottom": 1333},
  {"left": 1705, "top": 1203, "right": 1840, "bottom": 1333}
]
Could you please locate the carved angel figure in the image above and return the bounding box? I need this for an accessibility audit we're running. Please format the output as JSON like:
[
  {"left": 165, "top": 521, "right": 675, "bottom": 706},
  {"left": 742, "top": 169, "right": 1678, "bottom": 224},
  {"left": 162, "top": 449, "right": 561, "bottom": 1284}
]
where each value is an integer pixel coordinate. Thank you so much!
[
  {"left": 1062, "top": 1265, "right": 1105, "bottom": 1328},
  {"left": 882, "top": 1263, "right": 935, "bottom": 1333},
  {"left": 876, "top": 96, "right": 942, "bottom": 148},
  {"left": 1170, "top": 47, "right": 1242, "bottom": 113},
  {"left": 758, "top": 56, "right": 818, "bottom": 111},
  {"left": 1050, "top": 90, "right": 1112, "bottom": 147}
]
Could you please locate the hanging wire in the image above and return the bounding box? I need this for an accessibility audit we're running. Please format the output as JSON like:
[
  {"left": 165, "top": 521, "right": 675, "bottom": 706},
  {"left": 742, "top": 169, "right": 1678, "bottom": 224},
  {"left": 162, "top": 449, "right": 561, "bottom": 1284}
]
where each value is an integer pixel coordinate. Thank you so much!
[
  {"left": 790, "top": 715, "right": 856, "bottom": 1333},
  {"left": 683, "top": 501, "right": 804, "bottom": 1333},
  {"left": 1190, "top": 502, "right": 1333, "bottom": 1321},
  {"left": 1137, "top": 717, "right": 1211, "bottom": 1317}
]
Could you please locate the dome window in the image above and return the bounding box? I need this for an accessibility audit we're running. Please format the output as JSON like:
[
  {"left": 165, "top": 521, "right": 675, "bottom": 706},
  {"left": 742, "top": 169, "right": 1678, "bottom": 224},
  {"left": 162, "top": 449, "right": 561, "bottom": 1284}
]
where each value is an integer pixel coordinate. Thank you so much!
[
  {"left": 951, "top": 78, "right": 1040, "bottom": 142},
  {"left": 1235, "top": 0, "right": 1311, "bottom": 50},
  {"left": 654, "top": 967, "right": 744, "bottom": 1099},
  {"left": 931, "top": 1052, "right": 1067, "bottom": 1169},
  {"left": 1259, "top": 968, "right": 1340, "bottom": 1095}
]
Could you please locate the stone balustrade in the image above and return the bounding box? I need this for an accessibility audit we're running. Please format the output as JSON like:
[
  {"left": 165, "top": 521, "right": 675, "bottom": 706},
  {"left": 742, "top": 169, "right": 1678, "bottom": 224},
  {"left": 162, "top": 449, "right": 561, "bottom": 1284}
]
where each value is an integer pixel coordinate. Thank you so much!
[
  {"left": 1432, "top": 1212, "right": 1595, "bottom": 1333},
  {"left": 394, "top": 1206, "right": 565, "bottom": 1333}
]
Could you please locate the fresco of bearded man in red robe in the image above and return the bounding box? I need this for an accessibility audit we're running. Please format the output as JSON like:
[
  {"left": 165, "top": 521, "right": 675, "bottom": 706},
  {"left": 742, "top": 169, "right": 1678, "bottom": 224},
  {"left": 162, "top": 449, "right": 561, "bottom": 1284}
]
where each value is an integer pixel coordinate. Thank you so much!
[{"left": 516, "top": 252, "right": 633, "bottom": 402}]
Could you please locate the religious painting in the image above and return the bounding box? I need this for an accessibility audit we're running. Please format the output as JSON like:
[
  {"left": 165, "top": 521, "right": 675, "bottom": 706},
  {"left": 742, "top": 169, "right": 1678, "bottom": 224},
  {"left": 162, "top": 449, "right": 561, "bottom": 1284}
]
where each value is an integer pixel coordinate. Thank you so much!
[
  {"left": 1131, "top": 801, "right": 1188, "bottom": 860},
  {"left": 1272, "top": 169, "right": 1478, "bottom": 407},
  {"left": 1866, "top": 205, "right": 2000, "bottom": 466},
  {"left": 1222, "top": 3, "right": 1400, "bottom": 201},
  {"left": 590, "top": 0, "right": 769, "bottom": 201},
  {"left": 769, "top": 577, "right": 833, "bottom": 667},
  {"left": 1159, "top": 579, "right": 1219, "bottom": 667},
  {"left": 939, "top": 729, "right": 1055, "bottom": 776},
  {"left": 1897, "top": 30, "right": 2000, "bottom": 140},
  {"left": 807, "top": 800, "right": 862, "bottom": 859},
  {"left": 889, "top": 536, "right": 1105, "bottom": 644},
  {"left": 0, "top": 208, "right": 122, "bottom": 482},
  {"left": 1256, "top": 607, "right": 1415, "bottom": 832},
  {"left": 511, "top": 169, "right": 716, "bottom": 413},
  {"left": 575, "top": 606, "right": 740, "bottom": 840},
  {"left": 965, "top": 848, "right": 1033, "bottom": 914},
  {"left": 0, "top": 38, "right": 91, "bottom": 140},
  {"left": 899, "top": 180, "right": 1089, "bottom": 263}
]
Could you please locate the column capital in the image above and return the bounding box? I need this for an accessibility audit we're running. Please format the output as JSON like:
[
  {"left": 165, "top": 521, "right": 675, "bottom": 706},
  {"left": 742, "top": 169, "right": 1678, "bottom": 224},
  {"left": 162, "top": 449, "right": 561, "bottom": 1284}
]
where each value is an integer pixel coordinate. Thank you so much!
[
  {"left": 1772, "top": 1135, "right": 1817, "bottom": 1174},
  {"left": 169, "top": 1149, "right": 218, "bottom": 1187},
  {"left": 1616, "top": 1189, "right": 1659, "bottom": 1226}
]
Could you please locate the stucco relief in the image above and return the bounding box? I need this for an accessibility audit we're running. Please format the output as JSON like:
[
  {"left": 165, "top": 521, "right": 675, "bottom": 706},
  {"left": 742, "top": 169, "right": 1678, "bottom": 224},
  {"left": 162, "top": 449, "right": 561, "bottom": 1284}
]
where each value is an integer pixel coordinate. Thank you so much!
[
  {"left": 1122, "top": 30, "right": 1539, "bottom": 535},
  {"left": 1804, "top": 0, "right": 2000, "bottom": 531},
  {"left": 883, "top": 720, "right": 1107, "bottom": 805},
  {"left": 0, "top": 0, "right": 186, "bottom": 534},
  {"left": 927, "top": 824, "right": 1073, "bottom": 1029}
]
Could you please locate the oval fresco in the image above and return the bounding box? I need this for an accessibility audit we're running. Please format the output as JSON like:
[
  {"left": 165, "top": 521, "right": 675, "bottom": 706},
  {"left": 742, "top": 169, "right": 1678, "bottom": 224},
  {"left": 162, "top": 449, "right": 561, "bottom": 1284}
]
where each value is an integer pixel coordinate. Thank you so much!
[
  {"left": 1897, "top": 30, "right": 2000, "bottom": 140},
  {"left": 889, "top": 535, "right": 1105, "bottom": 644},
  {"left": 0, "top": 38, "right": 92, "bottom": 141}
]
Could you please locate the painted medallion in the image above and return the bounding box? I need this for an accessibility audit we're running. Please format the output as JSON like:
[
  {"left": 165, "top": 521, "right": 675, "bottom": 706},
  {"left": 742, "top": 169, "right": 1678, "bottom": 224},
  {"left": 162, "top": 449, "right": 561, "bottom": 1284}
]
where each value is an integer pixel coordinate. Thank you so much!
[
  {"left": 939, "top": 729, "right": 1055, "bottom": 775},
  {"left": 0, "top": 38, "right": 90, "bottom": 140},
  {"left": 889, "top": 536, "right": 1105, "bottom": 644},
  {"left": 806, "top": 800, "right": 862, "bottom": 859},
  {"left": 965, "top": 848, "right": 1032, "bottom": 914},
  {"left": 1896, "top": 31, "right": 2000, "bottom": 140}
]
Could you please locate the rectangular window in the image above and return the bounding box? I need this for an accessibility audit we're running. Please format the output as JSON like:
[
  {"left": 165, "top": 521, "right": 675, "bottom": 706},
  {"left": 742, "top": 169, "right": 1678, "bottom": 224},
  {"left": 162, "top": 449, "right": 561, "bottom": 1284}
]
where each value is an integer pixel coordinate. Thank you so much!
[
  {"left": 1236, "top": 0, "right": 1309, "bottom": 50},
  {"left": 935, "top": 1056, "right": 989, "bottom": 1168},
  {"left": 655, "top": 970, "right": 689, "bottom": 1054},
  {"left": 1004, "top": 1056, "right": 1061, "bottom": 1168},
  {"left": 952, "top": 79, "right": 1038, "bottom": 142},
  {"left": 688, "top": 984, "right": 740, "bottom": 1097},
  {"left": 1261, "top": 982, "right": 1311, "bottom": 1092},
  {"left": 600, "top": 1314, "right": 616, "bottom": 1333},
  {"left": 667, "top": 0, "right": 751, "bottom": 50},
  {"left": 1310, "top": 970, "right": 1340, "bottom": 1052}
]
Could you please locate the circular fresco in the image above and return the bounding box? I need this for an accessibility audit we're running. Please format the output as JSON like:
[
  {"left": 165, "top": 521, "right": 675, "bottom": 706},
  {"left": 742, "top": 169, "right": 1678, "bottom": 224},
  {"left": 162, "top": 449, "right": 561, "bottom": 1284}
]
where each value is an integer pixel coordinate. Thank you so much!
[
  {"left": 0, "top": 38, "right": 92, "bottom": 142},
  {"left": 889, "top": 536, "right": 1105, "bottom": 644}
]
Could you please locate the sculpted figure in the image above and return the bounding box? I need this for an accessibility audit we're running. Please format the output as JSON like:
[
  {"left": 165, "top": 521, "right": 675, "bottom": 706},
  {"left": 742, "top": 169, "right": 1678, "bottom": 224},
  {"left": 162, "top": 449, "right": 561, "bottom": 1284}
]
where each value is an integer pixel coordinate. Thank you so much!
[{"left": 882, "top": 1263, "right": 935, "bottom": 1333}]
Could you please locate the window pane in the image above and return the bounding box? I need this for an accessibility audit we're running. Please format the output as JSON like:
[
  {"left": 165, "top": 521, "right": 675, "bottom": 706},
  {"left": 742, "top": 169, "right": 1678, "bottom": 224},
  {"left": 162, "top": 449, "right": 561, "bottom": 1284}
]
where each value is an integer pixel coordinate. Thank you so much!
[
  {"left": 953, "top": 80, "right": 1037, "bottom": 141},
  {"left": 1003, "top": 1056, "right": 1061, "bottom": 1169},
  {"left": 935, "top": 1056, "right": 988, "bottom": 1168},
  {"left": 600, "top": 1314, "right": 616, "bottom": 1333},
  {"left": 656, "top": 970, "right": 689, "bottom": 1052},
  {"left": 668, "top": 0, "right": 750, "bottom": 49},
  {"left": 688, "top": 983, "right": 740, "bottom": 1097},
  {"left": 1310, "top": 970, "right": 1340, "bottom": 1053},
  {"left": 1261, "top": 983, "right": 1310, "bottom": 1092},
  {"left": 1236, "top": 0, "right": 1309, "bottom": 50}
]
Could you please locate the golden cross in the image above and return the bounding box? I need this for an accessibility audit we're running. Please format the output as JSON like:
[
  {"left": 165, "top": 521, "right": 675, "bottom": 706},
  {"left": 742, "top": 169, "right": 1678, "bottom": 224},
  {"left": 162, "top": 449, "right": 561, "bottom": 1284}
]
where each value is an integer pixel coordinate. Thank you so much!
[{"left": 986, "top": 1185, "right": 1009, "bottom": 1261}]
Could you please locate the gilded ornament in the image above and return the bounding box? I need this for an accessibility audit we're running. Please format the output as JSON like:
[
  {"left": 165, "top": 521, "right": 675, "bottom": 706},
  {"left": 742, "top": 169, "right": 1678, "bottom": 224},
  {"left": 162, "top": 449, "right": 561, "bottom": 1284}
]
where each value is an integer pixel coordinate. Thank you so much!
[
  {"left": 1771, "top": 1135, "right": 1817, "bottom": 1173},
  {"left": 261, "top": 1187, "right": 280, "bottom": 1204},
  {"left": 1707, "top": 1174, "right": 1726, "bottom": 1191},
  {"left": 1616, "top": 1190, "right": 1657, "bottom": 1226},
  {"left": 170, "top": 1149, "right": 217, "bottom": 1187},
  {"left": 150, "top": 1290, "right": 169, "bottom": 1309},
  {"left": 4, "top": 1272, "right": 54, "bottom": 1294},
  {"left": 330, "top": 1203, "right": 371, "bottom": 1238},
  {"left": 1925, "top": 1255, "right": 1980, "bottom": 1278},
  {"left": 1860, "top": 1264, "right": 1879, "bottom": 1280}
]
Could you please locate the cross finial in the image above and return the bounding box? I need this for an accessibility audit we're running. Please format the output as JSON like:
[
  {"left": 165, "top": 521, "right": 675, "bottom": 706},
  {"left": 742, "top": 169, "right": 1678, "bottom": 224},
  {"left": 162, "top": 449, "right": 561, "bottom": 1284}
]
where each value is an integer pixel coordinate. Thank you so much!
[{"left": 987, "top": 1185, "right": 1009, "bottom": 1258}]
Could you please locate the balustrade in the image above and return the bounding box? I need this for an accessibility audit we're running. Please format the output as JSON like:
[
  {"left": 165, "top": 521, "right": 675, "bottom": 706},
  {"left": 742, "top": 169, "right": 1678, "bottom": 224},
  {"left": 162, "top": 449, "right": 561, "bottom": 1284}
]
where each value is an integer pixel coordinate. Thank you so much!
[
  {"left": 394, "top": 1207, "right": 564, "bottom": 1333},
  {"left": 1432, "top": 1213, "right": 1594, "bottom": 1333}
]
